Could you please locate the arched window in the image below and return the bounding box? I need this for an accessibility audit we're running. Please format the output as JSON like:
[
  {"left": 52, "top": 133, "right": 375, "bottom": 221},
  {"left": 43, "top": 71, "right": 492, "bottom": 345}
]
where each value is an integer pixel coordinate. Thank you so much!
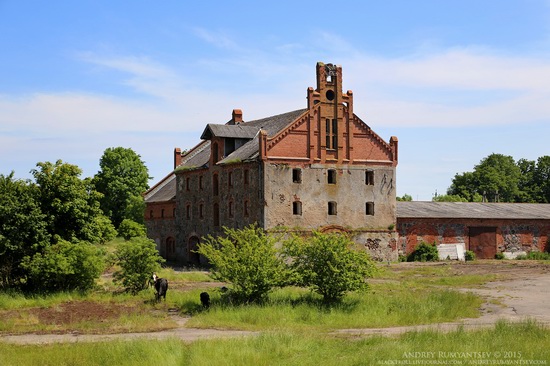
[
  {"left": 213, "top": 174, "right": 219, "bottom": 196},
  {"left": 213, "top": 203, "right": 220, "bottom": 226},
  {"left": 166, "top": 237, "right": 176, "bottom": 260}
]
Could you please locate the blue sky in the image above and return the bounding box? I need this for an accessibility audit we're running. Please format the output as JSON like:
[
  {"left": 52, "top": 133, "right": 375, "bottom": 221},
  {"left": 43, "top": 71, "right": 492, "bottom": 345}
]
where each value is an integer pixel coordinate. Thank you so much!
[{"left": 1, "top": 1, "right": 549, "bottom": 201}]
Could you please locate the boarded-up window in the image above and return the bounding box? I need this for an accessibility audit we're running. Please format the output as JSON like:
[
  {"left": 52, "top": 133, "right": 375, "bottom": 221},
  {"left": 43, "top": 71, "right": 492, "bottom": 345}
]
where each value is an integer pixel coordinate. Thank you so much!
[
  {"left": 328, "top": 201, "right": 337, "bottom": 215},
  {"left": 293, "top": 201, "right": 302, "bottom": 215},
  {"left": 366, "top": 202, "right": 375, "bottom": 215}
]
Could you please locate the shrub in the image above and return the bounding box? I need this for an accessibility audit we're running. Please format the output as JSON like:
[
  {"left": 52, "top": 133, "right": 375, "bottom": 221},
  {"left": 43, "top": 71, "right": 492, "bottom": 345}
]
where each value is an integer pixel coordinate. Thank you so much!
[
  {"left": 118, "top": 219, "right": 146, "bottom": 240},
  {"left": 516, "top": 251, "right": 550, "bottom": 260},
  {"left": 495, "top": 252, "right": 505, "bottom": 260},
  {"left": 407, "top": 242, "right": 439, "bottom": 262},
  {"left": 283, "top": 232, "right": 377, "bottom": 303},
  {"left": 21, "top": 239, "right": 105, "bottom": 292},
  {"left": 196, "top": 225, "right": 289, "bottom": 304},
  {"left": 465, "top": 250, "right": 476, "bottom": 261},
  {"left": 111, "top": 237, "right": 165, "bottom": 294}
]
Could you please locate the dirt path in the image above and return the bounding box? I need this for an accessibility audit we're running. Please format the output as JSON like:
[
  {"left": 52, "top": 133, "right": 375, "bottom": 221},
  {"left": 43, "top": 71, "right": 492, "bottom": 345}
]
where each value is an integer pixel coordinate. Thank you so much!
[
  {"left": 2, "top": 262, "right": 549, "bottom": 344},
  {"left": 334, "top": 261, "right": 550, "bottom": 337}
]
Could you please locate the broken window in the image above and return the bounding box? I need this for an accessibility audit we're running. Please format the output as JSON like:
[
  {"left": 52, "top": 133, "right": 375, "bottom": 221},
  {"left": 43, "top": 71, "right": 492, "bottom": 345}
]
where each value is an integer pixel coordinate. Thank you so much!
[
  {"left": 366, "top": 202, "right": 375, "bottom": 216},
  {"left": 293, "top": 201, "right": 302, "bottom": 216},
  {"left": 292, "top": 168, "right": 302, "bottom": 183},
  {"left": 326, "top": 118, "right": 337, "bottom": 150},
  {"left": 328, "top": 201, "right": 337, "bottom": 215},
  {"left": 328, "top": 169, "right": 337, "bottom": 184},
  {"left": 365, "top": 170, "right": 374, "bottom": 185}
]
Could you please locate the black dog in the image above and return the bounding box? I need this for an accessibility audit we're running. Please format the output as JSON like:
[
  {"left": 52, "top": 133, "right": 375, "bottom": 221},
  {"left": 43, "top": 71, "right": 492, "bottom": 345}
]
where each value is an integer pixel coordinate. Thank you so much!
[
  {"left": 200, "top": 292, "right": 210, "bottom": 308},
  {"left": 152, "top": 273, "right": 168, "bottom": 302}
]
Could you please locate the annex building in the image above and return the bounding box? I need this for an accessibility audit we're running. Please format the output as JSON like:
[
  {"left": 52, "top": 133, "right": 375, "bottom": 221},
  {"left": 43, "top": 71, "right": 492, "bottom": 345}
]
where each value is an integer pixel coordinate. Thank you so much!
[{"left": 144, "top": 62, "right": 400, "bottom": 264}]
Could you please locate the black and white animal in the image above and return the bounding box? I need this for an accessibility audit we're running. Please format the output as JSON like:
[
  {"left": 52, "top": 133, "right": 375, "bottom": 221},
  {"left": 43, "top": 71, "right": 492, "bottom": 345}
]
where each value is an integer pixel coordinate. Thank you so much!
[
  {"left": 200, "top": 292, "right": 210, "bottom": 308},
  {"left": 152, "top": 273, "right": 168, "bottom": 302}
]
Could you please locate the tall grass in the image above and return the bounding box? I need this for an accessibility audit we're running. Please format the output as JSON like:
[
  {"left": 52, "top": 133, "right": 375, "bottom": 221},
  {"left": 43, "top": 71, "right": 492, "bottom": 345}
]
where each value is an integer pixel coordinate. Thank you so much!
[
  {"left": 183, "top": 283, "right": 483, "bottom": 331},
  {"left": 0, "top": 321, "right": 547, "bottom": 366}
]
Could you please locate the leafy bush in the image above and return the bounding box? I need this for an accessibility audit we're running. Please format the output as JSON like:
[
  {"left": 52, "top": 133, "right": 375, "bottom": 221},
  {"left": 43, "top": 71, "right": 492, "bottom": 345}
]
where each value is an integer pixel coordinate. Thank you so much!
[
  {"left": 283, "top": 232, "right": 377, "bottom": 303},
  {"left": 495, "top": 252, "right": 505, "bottom": 260},
  {"left": 465, "top": 250, "right": 476, "bottom": 261},
  {"left": 111, "top": 237, "right": 165, "bottom": 294},
  {"left": 118, "top": 219, "right": 146, "bottom": 240},
  {"left": 516, "top": 251, "right": 550, "bottom": 260},
  {"left": 407, "top": 242, "right": 439, "bottom": 262},
  {"left": 196, "top": 225, "right": 289, "bottom": 304},
  {"left": 21, "top": 239, "right": 105, "bottom": 292}
]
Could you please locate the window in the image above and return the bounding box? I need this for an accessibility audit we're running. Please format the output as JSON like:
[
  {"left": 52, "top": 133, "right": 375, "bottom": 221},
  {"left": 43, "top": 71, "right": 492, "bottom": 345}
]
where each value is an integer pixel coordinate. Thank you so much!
[
  {"left": 173, "top": 208, "right": 176, "bottom": 217},
  {"left": 366, "top": 202, "right": 375, "bottom": 216},
  {"left": 228, "top": 172, "right": 233, "bottom": 187},
  {"left": 213, "top": 203, "right": 219, "bottom": 227},
  {"left": 166, "top": 237, "right": 175, "bottom": 257},
  {"left": 199, "top": 176, "right": 203, "bottom": 190},
  {"left": 149, "top": 210, "right": 154, "bottom": 219},
  {"left": 325, "top": 118, "right": 337, "bottom": 149},
  {"left": 244, "top": 169, "right": 249, "bottom": 185},
  {"left": 228, "top": 201, "right": 233, "bottom": 217},
  {"left": 328, "top": 169, "right": 337, "bottom": 184},
  {"left": 292, "top": 168, "right": 302, "bottom": 183},
  {"left": 161, "top": 209, "right": 165, "bottom": 218},
  {"left": 366, "top": 170, "right": 374, "bottom": 185},
  {"left": 213, "top": 174, "right": 219, "bottom": 196},
  {"left": 328, "top": 201, "right": 337, "bottom": 215},
  {"left": 244, "top": 200, "right": 249, "bottom": 217},
  {"left": 186, "top": 177, "right": 190, "bottom": 191},
  {"left": 186, "top": 204, "right": 191, "bottom": 220},
  {"left": 293, "top": 201, "right": 302, "bottom": 216},
  {"left": 199, "top": 204, "right": 204, "bottom": 219}
]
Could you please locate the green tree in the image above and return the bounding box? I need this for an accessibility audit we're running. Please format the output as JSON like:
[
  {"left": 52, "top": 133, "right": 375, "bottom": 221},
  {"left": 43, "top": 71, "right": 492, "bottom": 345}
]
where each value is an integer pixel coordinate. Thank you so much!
[
  {"left": 32, "top": 160, "right": 105, "bottom": 243},
  {"left": 94, "top": 147, "right": 150, "bottom": 228},
  {"left": 283, "top": 232, "right": 377, "bottom": 303},
  {"left": 517, "top": 158, "right": 537, "bottom": 202},
  {"left": 197, "top": 225, "right": 289, "bottom": 303},
  {"left": 533, "top": 156, "right": 550, "bottom": 203},
  {"left": 0, "top": 173, "right": 50, "bottom": 288},
  {"left": 118, "top": 219, "right": 146, "bottom": 240},
  {"left": 448, "top": 154, "right": 522, "bottom": 202},
  {"left": 111, "top": 237, "right": 165, "bottom": 294},
  {"left": 397, "top": 194, "right": 413, "bottom": 201},
  {"left": 21, "top": 239, "right": 105, "bottom": 292},
  {"left": 432, "top": 194, "right": 468, "bottom": 202}
]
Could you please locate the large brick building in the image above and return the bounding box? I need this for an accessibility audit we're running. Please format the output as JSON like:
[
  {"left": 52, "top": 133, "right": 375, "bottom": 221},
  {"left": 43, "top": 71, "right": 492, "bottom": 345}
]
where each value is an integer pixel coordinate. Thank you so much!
[{"left": 145, "top": 62, "right": 399, "bottom": 264}]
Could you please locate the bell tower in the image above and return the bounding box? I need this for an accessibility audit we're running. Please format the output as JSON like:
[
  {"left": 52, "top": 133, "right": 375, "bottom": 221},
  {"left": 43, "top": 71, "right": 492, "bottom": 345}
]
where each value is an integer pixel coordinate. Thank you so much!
[{"left": 307, "top": 62, "right": 354, "bottom": 163}]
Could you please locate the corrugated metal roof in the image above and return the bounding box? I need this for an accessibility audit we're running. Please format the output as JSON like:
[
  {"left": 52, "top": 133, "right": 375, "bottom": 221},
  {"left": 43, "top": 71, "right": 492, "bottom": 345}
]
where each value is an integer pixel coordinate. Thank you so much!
[{"left": 397, "top": 201, "right": 550, "bottom": 220}]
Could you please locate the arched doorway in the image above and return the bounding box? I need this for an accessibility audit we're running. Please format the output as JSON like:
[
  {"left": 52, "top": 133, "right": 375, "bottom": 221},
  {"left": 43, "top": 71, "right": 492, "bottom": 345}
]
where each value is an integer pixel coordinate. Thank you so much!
[{"left": 188, "top": 236, "right": 201, "bottom": 265}]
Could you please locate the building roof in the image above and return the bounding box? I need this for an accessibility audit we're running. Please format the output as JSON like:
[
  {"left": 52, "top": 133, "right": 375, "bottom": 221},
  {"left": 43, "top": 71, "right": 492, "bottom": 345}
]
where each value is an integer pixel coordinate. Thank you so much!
[
  {"left": 200, "top": 124, "right": 261, "bottom": 140},
  {"left": 144, "top": 173, "right": 176, "bottom": 203},
  {"left": 397, "top": 201, "right": 550, "bottom": 220}
]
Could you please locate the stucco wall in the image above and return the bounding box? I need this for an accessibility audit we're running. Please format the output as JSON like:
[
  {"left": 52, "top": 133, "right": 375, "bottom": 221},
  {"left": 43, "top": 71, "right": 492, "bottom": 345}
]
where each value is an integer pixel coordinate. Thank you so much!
[{"left": 263, "top": 163, "right": 396, "bottom": 231}]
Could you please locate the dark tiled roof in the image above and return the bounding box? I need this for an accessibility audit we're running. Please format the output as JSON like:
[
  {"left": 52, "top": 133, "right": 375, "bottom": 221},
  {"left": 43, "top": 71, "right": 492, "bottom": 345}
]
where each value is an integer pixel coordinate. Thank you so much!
[
  {"left": 218, "top": 134, "right": 260, "bottom": 164},
  {"left": 181, "top": 140, "right": 211, "bottom": 169},
  {"left": 144, "top": 173, "right": 176, "bottom": 203},
  {"left": 243, "top": 109, "right": 307, "bottom": 136},
  {"left": 201, "top": 124, "right": 260, "bottom": 139},
  {"left": 397, "top": 201, "right": 550, "bottom": 220}
]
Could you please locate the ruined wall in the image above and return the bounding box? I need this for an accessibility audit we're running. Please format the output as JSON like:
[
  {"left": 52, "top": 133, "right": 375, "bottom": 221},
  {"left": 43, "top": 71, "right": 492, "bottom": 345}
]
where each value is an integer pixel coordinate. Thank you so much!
[
  {"left": 397, "top": 218, "right": 549, "bottom": 257},
  {"left": 175, "top": 161, "right": 263, "bottom": 264},
  {"left": 263, "top": 163, "right": 396, "bottom": 231}
]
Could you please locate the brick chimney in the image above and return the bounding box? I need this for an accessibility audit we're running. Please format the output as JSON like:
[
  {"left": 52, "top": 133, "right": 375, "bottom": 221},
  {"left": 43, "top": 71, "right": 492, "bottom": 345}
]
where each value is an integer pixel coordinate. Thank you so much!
[
  {"left": 232, "top": 109, "right": 243, "bottom": 124},
  {"left": 174, "top": 147, "right": 182, "bottom": 169}
]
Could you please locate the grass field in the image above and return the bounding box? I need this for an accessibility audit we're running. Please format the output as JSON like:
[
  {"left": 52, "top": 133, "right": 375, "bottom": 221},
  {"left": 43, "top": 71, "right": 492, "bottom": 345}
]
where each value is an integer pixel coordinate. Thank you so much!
[
  {"left": 2, "top": 261, "right": 549, "bottom": 364},
  {"left": 0, "top": 321, "right": 548, "bottom": 365}
]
